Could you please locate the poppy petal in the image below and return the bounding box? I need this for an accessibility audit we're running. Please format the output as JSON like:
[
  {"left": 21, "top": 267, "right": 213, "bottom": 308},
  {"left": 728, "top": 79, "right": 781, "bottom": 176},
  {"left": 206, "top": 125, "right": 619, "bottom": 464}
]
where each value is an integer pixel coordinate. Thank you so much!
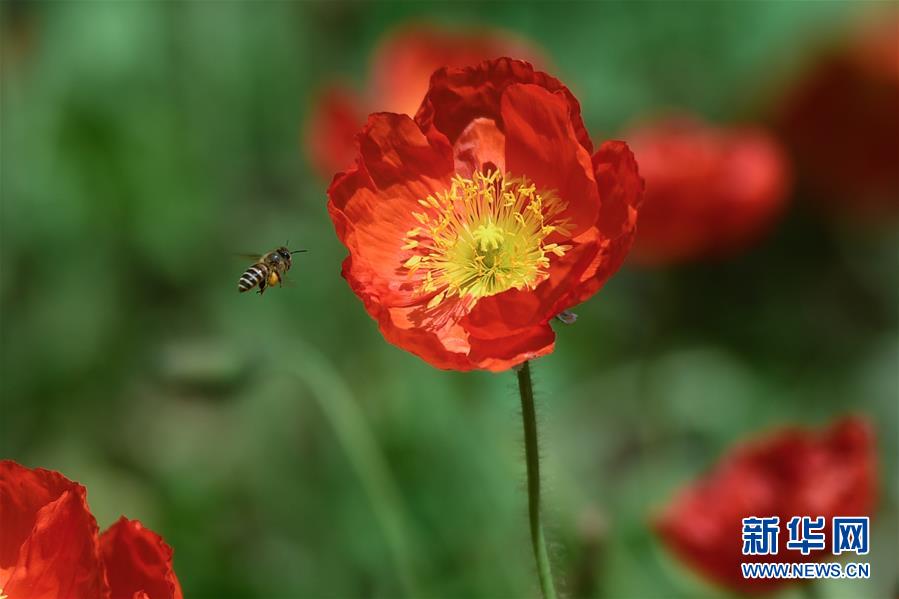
[
  {"left": 356, "top": 112, "right": 453, "bottom": 192},
  {"left": 2, "top": 483, "right": 107, "bottom": 599},
  {"left": 100, "top": 517, "right": 183, "bottom": 599},
  {"left": 329, "top": 113, "right": 454, "bottom": 308},
  {"left": 593, "top": 140, "right": 643, "bottom": 241},
  {"left": 453, "top": 117, "right": 506, "bottom": 178},
  {"left": 552, "top": 141, "right": 642, "bottom": 309},
  {"left": 0, "top": 461, "right": 75, "bottom": 573},
  {"left": 466, "top": 323, "right": 556, "bottom": 372},
  {"left": 416, "top": 58, "right": 592, "bottom": 155},
  {"left": 375, "top": 301, "right": 476, "bottom": 371},
  {"left": 501, "top": 83, "right": 599, "bottom": 237}
]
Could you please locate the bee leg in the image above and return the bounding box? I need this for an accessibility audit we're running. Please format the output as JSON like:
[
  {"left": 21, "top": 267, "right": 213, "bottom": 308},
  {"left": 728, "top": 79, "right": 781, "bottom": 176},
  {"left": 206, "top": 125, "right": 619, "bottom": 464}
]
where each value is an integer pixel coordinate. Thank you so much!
[{"left": 257, "top": 280, "right": 266, "bottom": 295}]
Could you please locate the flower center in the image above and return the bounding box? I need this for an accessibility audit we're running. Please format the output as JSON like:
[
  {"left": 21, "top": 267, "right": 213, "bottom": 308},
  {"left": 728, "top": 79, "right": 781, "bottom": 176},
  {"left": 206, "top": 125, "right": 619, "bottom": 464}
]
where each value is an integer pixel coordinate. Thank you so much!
[{"left": 403, "top": 170, "right": 572, "bottom": 308}]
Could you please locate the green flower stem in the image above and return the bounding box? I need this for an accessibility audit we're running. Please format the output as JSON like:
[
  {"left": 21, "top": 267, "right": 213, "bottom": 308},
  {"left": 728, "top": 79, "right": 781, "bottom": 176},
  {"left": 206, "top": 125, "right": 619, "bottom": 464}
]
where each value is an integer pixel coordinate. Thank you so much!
[
  {"left": 288, "top": 347, "right": 423, "bottom": 598},
  {"left": 517, "top": 361, "right": 558, "bottom": 599}
]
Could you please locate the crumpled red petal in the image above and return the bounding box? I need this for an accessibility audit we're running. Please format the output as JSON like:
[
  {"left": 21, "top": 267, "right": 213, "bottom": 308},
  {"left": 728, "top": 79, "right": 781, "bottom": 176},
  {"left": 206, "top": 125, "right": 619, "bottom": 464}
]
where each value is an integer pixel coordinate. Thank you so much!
[
  {"left": 502, "top": 83, "right": 599, "bottom": 237},
  {"left": 416, "top": 58, "right": 592, "bottom": 155},
  {"left": 0, "top": 461, "right": 107, "bottom": 599},
  {"left": 1, "top": 462, "right": 73, "bottom": 572},
  {"left": 466, "top": 323, "right": 556, "bottom": 371},
  {"left": 559, "top": 140, "right": 643, "bottom": 309},
  {"left": 100, "top": 517, "right": 183, "bottom": 599},
  {"left": 329, "top": 112, "right": 454, "bottom": 308},
  {"left": 355, "top": 285, "right": 476, "bottom": 371}
]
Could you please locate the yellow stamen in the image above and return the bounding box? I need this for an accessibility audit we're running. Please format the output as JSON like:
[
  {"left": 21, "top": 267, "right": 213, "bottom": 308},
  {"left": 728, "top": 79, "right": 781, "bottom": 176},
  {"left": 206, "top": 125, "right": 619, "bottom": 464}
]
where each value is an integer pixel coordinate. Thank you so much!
[
  {"left": 401, "top": 170, "right": 572, "bottom": 307},
  {"left": 426, "top": 290, "right": 446, "bottom": 309}
]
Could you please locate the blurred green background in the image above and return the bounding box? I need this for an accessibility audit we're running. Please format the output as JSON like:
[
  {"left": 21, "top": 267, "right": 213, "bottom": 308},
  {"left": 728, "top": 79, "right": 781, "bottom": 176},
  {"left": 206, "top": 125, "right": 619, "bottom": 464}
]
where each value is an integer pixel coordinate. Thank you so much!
[{"left": 1, "top": 2, "right": 896, "bottom": 598}]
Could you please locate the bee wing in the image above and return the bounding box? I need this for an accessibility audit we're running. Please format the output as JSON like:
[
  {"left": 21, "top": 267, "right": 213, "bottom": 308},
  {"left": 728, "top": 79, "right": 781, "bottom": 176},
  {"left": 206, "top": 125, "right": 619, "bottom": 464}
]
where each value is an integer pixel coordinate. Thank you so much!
[{"left": 234, "top": 253, "right": 265, "bottom": 261}]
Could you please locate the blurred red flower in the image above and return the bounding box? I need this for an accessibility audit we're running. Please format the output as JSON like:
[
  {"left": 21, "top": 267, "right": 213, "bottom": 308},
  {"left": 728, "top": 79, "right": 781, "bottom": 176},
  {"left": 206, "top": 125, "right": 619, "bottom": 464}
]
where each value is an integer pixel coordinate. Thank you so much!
[
  {"left": 777, "top": 15, "right": 899, "bottom": 219},
  {"left": 654, "top": 417, "right": 877, "bottom": 594},
  {"left": 305, "top": 23, "right": 544, "bottom": 179},
  {"left": 0, "top": 460, "right": 183, "bottom": 599},
  {"left": 328, "top": 58, "right": 643, "bottom": 371},
  {"left": 626, "top": 116, "right": 791, "bottom": 265}
]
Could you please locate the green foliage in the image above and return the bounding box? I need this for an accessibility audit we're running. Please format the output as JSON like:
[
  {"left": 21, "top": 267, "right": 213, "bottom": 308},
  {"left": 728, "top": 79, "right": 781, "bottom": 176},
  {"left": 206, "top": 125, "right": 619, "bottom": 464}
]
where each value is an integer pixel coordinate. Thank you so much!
[{"left": 1, "top": 2, "right": 895, "bottom": 598}]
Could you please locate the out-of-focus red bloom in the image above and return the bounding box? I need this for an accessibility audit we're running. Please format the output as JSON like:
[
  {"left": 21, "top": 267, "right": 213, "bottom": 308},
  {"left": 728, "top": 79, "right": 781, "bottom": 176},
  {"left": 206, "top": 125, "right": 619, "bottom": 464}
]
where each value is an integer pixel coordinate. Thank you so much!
[
  {"left": 328, "top": 58, "right": 643, "bottom": 371},
  {"left": 654, "top": 417, "right": 877, "bottom": 594},
  {"left": 305, "top": 23, "right": 544, "bottom": 178},
  {"left": 626, "top": 116, "right": 791, "bottom": 265},
  {"left": 0, "top": 460, "right": 183, "bottom": 599},
  {"left": 777, "top": 15, "right": 899, "bottom": 219},
  {"left": 306, "top": 85, "right": 366, "bottom": 184}
]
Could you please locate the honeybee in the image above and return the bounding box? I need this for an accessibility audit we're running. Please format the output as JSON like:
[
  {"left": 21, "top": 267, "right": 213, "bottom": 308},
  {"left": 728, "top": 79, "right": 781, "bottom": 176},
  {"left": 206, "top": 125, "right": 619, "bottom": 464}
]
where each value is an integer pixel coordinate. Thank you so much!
[{"left": 238, "top": 246, "right": 306, "bottom": 295}]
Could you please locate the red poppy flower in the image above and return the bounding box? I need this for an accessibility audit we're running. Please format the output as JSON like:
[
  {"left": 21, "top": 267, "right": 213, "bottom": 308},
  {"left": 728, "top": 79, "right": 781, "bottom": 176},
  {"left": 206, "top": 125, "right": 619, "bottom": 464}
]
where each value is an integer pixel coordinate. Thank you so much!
[
  {"left": 653, "top": 417, "right": 877, "bottom": 594},
  {"left": 305, "top": 24, "right": 544, "bottom": 178},
  {"left": 626, "top": 116, "right": 791, "bottom": 265},
  {"left": 0, "top": 460, "right": 183, "bottom": 599},
  {"left": 777, "top": 15, "right": 899, "bottom": 219},
  {"left": 328, "top": 58, "right": 643, "bottom": 371}
]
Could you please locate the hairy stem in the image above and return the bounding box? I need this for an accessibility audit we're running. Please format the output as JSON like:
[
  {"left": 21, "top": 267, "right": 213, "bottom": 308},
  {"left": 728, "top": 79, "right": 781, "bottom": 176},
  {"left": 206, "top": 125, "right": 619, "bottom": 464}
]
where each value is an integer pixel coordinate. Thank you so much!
[{"left": 517, "top": 361, "right": 558, "bottom": 599}]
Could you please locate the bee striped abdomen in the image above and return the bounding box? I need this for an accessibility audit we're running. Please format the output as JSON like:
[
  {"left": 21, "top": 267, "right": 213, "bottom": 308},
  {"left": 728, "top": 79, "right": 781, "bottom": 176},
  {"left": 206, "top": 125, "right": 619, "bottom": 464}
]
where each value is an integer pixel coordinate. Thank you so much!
[{"left": 238, "top": 263, "right": 268, "bottom": 293}]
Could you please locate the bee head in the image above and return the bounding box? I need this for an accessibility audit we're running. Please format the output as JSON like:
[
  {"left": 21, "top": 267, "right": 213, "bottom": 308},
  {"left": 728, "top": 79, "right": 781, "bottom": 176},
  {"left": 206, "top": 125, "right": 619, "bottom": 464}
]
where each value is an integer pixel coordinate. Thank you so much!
[{"left": 276, "top": 246, "right": 291, "bottom": 260}]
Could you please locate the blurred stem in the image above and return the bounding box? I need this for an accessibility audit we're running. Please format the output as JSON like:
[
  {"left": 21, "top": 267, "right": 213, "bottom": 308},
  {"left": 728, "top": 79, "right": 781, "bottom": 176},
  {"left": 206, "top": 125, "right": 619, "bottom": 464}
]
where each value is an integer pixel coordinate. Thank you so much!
[
  {"left": 288, "top": 349, "right": 422, "bottom": 598},
  {"left": 517, "top": 361, "right": 558, "bottom": 599},
  {"left": 801, "top": 581, "right": 821, "bottom": 599}
]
